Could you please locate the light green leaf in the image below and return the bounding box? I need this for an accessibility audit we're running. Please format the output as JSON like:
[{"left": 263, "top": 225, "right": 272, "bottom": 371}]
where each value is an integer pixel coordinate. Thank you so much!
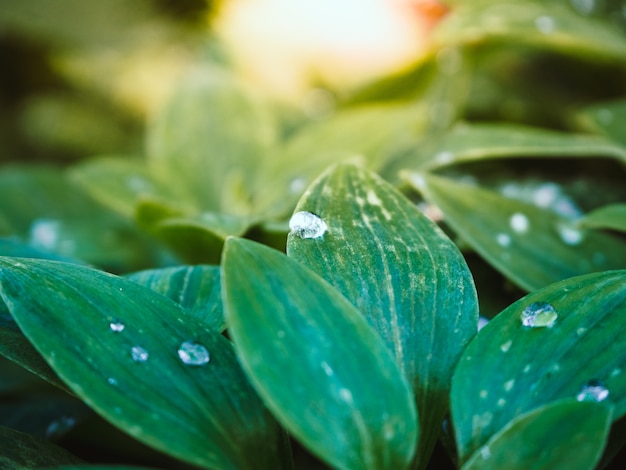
[
  {"left": 404, "top": 172, "right": 626, "bottom": 291},
  {"left": 286, "top": 164, "right": 477, "bottom": 467},
  {"left": 576, "top": 99, "right": 626, "bottom": 147},
  {"left": 222, "top": 237, "right": 418, "bottom": 470},
  {"left": 125, "top": 265, "right": 224, "bottom": 332},
  {"left": 253, "top": 104, "right": 428, "bottom": 217},
  {"left": 579, "top": 204, "right": 626, "bottom": 232},
  {"left": 390, "top": 123, "right": 626, "bottom": 172},
  {"left": 451, "top": 270, "right": 626, "bottom": 463},
  {"left": 146, "top": 66, "right": 278, "bottom": 214},
  {"left": 462, "top": 399, "right": 612, "bottom": 470},
  {"left": 433, "top": 0, "right": 626, "bottom": 61},
  {"left": 0, "top": 257, "right": 290, "bottom": 470},
  {"left": 0, "top": 425, "right": 83, "bottom": 469},
  {"left": 68, "top": 157, "right": 181, "bottom": 219}
]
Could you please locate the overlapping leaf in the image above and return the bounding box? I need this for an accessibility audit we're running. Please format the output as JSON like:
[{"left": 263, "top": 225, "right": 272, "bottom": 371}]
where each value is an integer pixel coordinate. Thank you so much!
[
  {"left": 576, "top": 98, "right": 626, "bottom": 147},
  {"left": 287, "top": 164, "right": 478, "bottom": 467},
  {"left": 451, "top": 270, "right": 626, "bottom": 463},
  {"left": 125, "top": 265, "right": 224, "bottom": 332},
  {"left": 0, "top": 257, "right": 290, "bottom": 470},
  {"left": 579, "top": 204, "right": 626, "bottom": 233},
  {"left": 404, "top": 172, "right": 626, "bottom": 291},
  {"left": 462, "top": 399, "right": 612, "bottom": 470},
  {"left": 222, "top": 237, "right": 418, "bottom": 470}
]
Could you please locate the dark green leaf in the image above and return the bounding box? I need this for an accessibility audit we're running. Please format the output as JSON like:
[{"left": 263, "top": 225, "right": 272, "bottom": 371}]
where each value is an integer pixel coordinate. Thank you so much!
[
  {"left": 286, "top": 164, "right": 477, "bottom": 467},
  {"left": 222, "top": 237, "right": 418, "bottom": 470},
  {"left": 125, "top": 265, "right": 224, "bottom": 332},
  {"left": 0, "top": 257, "right": 290, "bottom": 470},
  {"left": 0, "top": 425, "right": 83, "bottom": 469},
  {"left": 462, "top": 399, "right": 612, "bottom": 470},
  {"left": 404, "top": 172, "right": 626, "bottom": 291},
  {"left": 579, "top": 204, "right": 626, "bottom": 232},
  {"left": 451, "top": 270, "right": 626, "bottom": 463}
]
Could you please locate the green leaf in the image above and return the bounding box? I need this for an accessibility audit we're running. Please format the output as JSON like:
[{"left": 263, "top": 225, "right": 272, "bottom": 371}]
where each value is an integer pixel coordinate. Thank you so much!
[
  {"left": 68, "top": 156, "right": 180, "bottom": 219},
  {"left": 0, "top": 425, "right": 83, "bottom": 469},
  {"left": 253, "top": 104, "right": 427, "bottom": 217},
  {"left": 286, "top": 164, "right": 478, "bottom": 467},
  {"left": 0, "top": 308, "right": 68, "bottom": 392},
  {"left": 0, "top": 257, "right": 290, "bottom": 470},
  {"left": 451, "top": 270, "right": 626, "bottom": 463},
  {"left": 45, "top": 466, "right": 156, "bottom": 470},
  {"left": 576, "top": 98, "right": 626, "bottom": 147},
  {"left": 390, "top": 123, "right": 626, "bottom": 172},
  {"left": 222, "top": 237, "right": 418, "bottom": 470},
  {"left": 433, "top": 0, "right": 626, "bottom": 61},
  {"left": 462, "top": 399, "right": 612, "bottom": 470},
  {"left": 146, "top": 66, "right": 278, "bottom": 214},
  {"left": 125, "top": 265, "right": 224, "bottom": 332},
  {"left": 579, "top": 204, "right": 626, "bottom": 232},
  {"left": 404, "top": 172, "right": 626, "bottom": 291}
]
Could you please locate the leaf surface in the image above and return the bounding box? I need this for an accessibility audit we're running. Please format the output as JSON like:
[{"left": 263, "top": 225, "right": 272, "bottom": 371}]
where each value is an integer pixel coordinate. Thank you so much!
[
  {"left": 462, "top": 399, "right": 612, "bottom": 470},
  {"left": 222, "top": 237, "right": 418, "bottom": 470},
  {"left": 287, "top": 164, "right": 478, "bottom": 467},
  {"left": 404, "top": 172, "right": 626, "bottom": 291},
  {"left": 451, "top": 270, "right": 626, "bottom": 462},
  {"left": 0, "top": 257, "right": 289, "bottom": 470},
  {"left": 579, "top": 204, "right": 626, "bottom": 233}
]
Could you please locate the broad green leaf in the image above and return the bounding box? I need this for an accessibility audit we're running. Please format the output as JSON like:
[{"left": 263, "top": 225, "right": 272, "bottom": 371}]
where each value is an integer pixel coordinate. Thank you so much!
[
  {"left": 404, "top": 172, "right": 626, "bottom": 291},
  {"left": 68, "top": 157, "right": 180, "bottom": 219},
  {"left": 146, "top": 66, "right": 278, "bottom": 214},
  {"left": 0, "top": 257, "right": 290, "bottom": 470},
  {"left": 433, "top": 0, "right": 626, "bottom": 61},
  {"left": 451, "top": 270, "right": 626, "bottom": 463},
  {"left": 253, "top": 104, "right": 428, "bottom": 217},
  {"left": 576, "top": 99, "right": 626, "bottom": 147},
  {"left": 0, "top": 425, "right": 83, "bottom": 469},
  {"left": 462, "top": 399, "right": 612, "bottom": 470},
  {"left": 125, "top": 265, "right": 224, "bottom": 332},
  {"left": 222, "top": 237, "right": 418, "bottom": 470},
  {"left": 390, "top": 123, "right": 626, "bottom": 172},
  {"left": 579, "top": 204, "right": 626, "bottom": 232},
  {"left": 286, "top": 164, "right": 478, "bottom": 467}
]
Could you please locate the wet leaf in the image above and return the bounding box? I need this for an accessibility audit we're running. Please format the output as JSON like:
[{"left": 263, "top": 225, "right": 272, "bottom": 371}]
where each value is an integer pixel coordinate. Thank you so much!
[{"left": 579, "top": 204, "right": 626, "bottom": 233}]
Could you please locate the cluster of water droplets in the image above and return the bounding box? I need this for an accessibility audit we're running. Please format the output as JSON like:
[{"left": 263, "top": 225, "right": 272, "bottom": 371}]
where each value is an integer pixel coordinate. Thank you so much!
[
  {"left": 521, "top": 302, "right": 558, "bottom": 328},
  {"left": 289, "top": 211, "right": 328, "bottom": 239}
]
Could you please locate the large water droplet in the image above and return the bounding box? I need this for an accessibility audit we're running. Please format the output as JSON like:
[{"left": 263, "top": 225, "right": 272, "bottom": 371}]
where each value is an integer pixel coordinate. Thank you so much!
[
  {"left": 29, "top": 219, "right": 61, "bottom": 250},
  {"left": 558, "top": 223, "right": 584, "bottom": 246},
  {"left": 521, "top": 302, "right": 558, "bottom": 328},
  {"left": 576, "top": 380, "right": 609, "bottom": 402},
  {"left": 496, "top": 233, "right": 511, "bottom": 247},
  {"left": 177, "top": 340, "right": 210, "bottom": 366},
  {"left": 535, "top": 16, "right": 555, "bottom": 34},
  {"left": 131, "top": 345, "right": 149, "bottom": 363},
  {"left": 510, "top": 212, "right": 529, "bottom": 233},
  {"left": 109, "top": 320, "right": 125, "bottom": 333},
  {"left": 289, "top": 211, "right": 328, "bottom": 239}
]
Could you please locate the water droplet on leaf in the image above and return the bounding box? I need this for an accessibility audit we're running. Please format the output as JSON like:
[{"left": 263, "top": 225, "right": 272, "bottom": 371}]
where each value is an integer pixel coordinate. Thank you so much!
[
  {"left": 496, "top": 233, "right": 511, "bottom": 247},
  {"left": 289, "top": 211, "right": 328, "bottom": 239},
  {"left": 177, "top": 340, "right": 210, "bottom": 366},
  {"left": 109, "top": 320, "right": 125, "bottom": 333},
  {"left": 510, "top": 212, "right": 529, "bottom": 233},
  {"left": 131, "top": 345, "right": 149, "bottom": 363},
  {"left": 576, "top": 380, "right": 609, "bottom": 402},
  {"left": 521, "top": 302, "right": 558, "bottom": 328},
  {"left": 535, "top": 16, "right": 555, "bottom": 33}
]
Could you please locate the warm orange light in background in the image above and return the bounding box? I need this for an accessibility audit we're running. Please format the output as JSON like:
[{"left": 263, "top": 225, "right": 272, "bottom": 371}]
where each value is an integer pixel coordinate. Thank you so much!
[{"left": 215, "top": 0, "right": 448, "bottom": 100}]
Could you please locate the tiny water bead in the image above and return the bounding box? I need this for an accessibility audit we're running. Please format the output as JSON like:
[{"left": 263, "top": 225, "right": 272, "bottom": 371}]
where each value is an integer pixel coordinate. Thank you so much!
[
  {"left": 535, "top": 15, "right": 555, "bottom": 34},
  {"left": 289, "top": 211, "right": 328, "bottom": 239},
  {"left": 521, "top": 302, "right": 558, "bottom": 328},
  {"left": 109, "top": 320, "right": 125, "bottom": 332},
  {"left": 509, "top": 212, "right": 529, "bottom": 234},
  {"left": 557, "top": 223, "right": 584, "bottom": 246},
  {"left": 131, "top": 345, "right": 149, "bottom": 363},
  {"left": 496, "top": 233, "right": 511, "bottom": 247},
  {"left": 576, "top": 380, "right": 609, "bottom": 402},
  {"left": 177, "top": 340, "right": 210, "bottom": 366}
]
